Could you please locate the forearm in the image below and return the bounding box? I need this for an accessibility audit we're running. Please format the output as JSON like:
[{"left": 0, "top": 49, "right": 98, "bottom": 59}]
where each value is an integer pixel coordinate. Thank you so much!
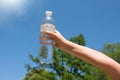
[
  {"left": 61, "top": 40, "right": 120, "bottom": 80},
  {"left": 61, "top": 40, "right": 107, "bottom": 65}
]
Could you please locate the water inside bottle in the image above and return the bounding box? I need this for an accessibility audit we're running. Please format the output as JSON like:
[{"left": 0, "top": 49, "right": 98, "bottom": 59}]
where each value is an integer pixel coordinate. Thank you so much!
[
  {"left": 40, "top": 44, "right": 53, "bottom": 64},
  {"left": 40, "top": 23, "right": 55, "bottom": 64}
]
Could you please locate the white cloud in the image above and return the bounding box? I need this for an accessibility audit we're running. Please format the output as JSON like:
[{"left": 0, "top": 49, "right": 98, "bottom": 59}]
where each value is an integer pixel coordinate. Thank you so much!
[
  {"left": 0, "top": 0, "right": 33, "bottom": 23},
  {"left": 0, "top": 0, "right": 25, "bottom": 9}
]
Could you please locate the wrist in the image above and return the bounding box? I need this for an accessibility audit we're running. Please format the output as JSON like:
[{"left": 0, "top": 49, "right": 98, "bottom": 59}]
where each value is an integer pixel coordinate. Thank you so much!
[{"left": 60, "top": 40, "right": 73, "bottom": 52}]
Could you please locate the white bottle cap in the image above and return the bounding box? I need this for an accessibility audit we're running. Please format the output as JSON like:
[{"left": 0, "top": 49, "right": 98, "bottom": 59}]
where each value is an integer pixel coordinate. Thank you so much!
[{"left": 46, "top": 11, "right": 52, "bottom": 17}]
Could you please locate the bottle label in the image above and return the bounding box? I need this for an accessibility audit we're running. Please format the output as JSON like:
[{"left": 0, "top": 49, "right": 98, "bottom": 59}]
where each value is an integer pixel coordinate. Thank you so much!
[
  {"left": 40, "top": 23, "right": 55, "bottom": 33},
  {"left": 40, "top": 23, "right": 55, "bottom": 44}
]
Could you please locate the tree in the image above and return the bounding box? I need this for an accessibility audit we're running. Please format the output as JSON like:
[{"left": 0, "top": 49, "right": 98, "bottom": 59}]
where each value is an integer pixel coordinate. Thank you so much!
[
  {"left": 102, "top": 43, "right": 120, "bottom": 63},
  {"left": 24, "top": 68, "right": 55, "bottom": 80},
  {"left": 24, "top": 53, "right": 57, "bottom": 80}
]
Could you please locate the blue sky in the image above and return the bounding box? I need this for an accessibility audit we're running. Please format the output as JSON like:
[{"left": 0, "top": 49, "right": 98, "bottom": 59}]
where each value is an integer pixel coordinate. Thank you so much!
[{"left": 0, "top": 0, "right": 120, "bottom": 80}]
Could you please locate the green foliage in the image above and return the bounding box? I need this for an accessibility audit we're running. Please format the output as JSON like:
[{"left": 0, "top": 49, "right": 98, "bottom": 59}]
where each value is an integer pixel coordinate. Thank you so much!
[
  {"left": 24, "top": 43, "right": 56, "bottom": 80},
  {"left": 83, "top": 66, "right": 111, "bottom": 80},
  {"left": 70, "top": 34, "right": 86, "bottom": 46},
  {"left": 40, "top": 44, "right": 48, "bottom": 58},
  {"left": 102, "top": 43, "right": 120, "bottom": 63},
  {"left": 24, "top": 69, "right": 56, "bottom": 80}
]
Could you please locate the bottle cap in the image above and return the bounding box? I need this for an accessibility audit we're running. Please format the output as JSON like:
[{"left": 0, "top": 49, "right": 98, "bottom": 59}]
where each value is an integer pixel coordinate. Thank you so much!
[{"left": 46, "top": 11, "right": 52, "bottom": 17}]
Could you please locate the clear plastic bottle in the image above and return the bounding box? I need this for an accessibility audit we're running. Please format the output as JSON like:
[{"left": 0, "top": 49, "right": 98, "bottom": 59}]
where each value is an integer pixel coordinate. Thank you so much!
[{"left": 40, "top": 11, "right": 55, "bottom": 64}]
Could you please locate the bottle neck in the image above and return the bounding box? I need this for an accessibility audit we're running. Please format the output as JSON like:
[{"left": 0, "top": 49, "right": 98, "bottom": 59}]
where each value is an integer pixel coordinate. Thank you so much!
[
  {"left": 46, "top": 16, "right": 51, "bottom": 20},
  {"left": 42, "top": 16, "right": 54, "bottom": 24}
]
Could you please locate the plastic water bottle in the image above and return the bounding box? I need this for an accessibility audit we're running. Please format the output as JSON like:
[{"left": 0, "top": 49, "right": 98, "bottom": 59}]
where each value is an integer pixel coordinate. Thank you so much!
[{"left": 40, "top": 11, "right": 55, "bottom": 64}]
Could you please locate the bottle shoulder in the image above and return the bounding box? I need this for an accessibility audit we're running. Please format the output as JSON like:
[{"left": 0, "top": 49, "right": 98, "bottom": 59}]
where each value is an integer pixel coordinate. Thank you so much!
[{"left": 42, "top": 17, "right": 55, "bottom": 24}]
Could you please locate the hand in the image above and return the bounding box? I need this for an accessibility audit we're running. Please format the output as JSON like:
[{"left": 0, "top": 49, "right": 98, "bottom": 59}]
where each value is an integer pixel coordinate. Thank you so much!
[{"left": 40, "top": 30, "right": 67, "bottom": 50}]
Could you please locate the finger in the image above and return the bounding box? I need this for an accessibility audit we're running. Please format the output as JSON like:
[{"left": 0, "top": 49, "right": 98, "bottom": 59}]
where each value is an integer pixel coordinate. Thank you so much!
[
  {"left": 52, "top": 41, "right": 56, "bottom": 45},
  {"left": 52, "top": 41, "right": 59, "bottom": 48},
  {"left": 40, "top": 41, "right": 53, "bottom": 45},
  {"left": 40, "top": 36, "right": 53, "bottom": 41},
  {"left": 45, "top": 31, "right": 56, "bottom": 37}
]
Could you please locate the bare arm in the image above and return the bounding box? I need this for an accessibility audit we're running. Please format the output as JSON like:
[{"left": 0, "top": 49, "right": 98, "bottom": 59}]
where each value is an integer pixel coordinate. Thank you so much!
[
  {"left": 62, "top": 40, "right": 120, "bottom": 80},
  {"left": 41, "top": 30, "right": 120, "bottom": 80}
]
